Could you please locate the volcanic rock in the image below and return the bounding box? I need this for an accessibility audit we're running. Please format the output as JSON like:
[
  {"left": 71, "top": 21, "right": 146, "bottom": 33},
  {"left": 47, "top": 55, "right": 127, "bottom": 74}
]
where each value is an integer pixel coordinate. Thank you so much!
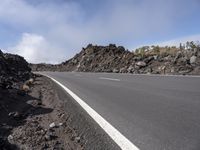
[
  {"left": 30, "top": 43, "right": 200, "bottom": 75},
  {"left": 190, "top": 56, "right": 197, "bottom": 64}
]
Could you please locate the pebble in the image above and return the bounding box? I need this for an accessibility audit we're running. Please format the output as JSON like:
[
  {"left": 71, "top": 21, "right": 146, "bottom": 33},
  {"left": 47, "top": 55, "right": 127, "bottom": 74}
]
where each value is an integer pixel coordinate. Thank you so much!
[
  {"left": 45, "top": 135, "right": 51, "bottom": 141},
  {"left": 22, "top": 84, "right": 30, "bottom": 92},
  {"left": 75, "top": 137, "right": 81, "bottom": 143},
  {"left": 7, "top": 135, "right": 14, "bottom": 142},
  {"left": 8, "top": 111, "right": 20, "bottom": 118},
  {"left": 58, "top": 123, "right": 63, "bottom": 126},
  {"left": 49, "top": 122, "right": 56, "bottom": 128},
  {"left": 60, "top": 114, "right": 65, "bottom": 118}
]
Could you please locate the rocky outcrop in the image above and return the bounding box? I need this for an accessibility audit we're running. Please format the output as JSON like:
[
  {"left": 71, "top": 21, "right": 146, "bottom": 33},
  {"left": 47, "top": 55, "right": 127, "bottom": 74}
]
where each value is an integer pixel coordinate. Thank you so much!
[
  {"left": 0, "top": 49, "right": 32, "bottom": 149},
  {"left": 0, "top": 50, "right": 31, "bottom": 89},
  {"left": 30, "top": 43, "right": 200, "bottom": 75},
  {"left": 61, "top": 44, "right": 134, "bottom": 72}
]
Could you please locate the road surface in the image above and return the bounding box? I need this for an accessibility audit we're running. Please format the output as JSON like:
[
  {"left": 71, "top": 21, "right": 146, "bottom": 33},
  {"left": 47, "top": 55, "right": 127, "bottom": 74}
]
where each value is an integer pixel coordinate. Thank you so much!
[{"left": 40, "top": 72, "right": 200, "bottom": 150}]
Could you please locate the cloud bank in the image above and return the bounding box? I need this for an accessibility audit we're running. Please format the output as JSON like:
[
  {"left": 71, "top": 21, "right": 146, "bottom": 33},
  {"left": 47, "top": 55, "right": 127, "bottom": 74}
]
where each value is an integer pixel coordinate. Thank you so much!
[
  {"left": 0, "top": 0, "right": 200, "bottom": 63},
  {"left": 13, "top": 33, "right": 63, "bottom": 64}
]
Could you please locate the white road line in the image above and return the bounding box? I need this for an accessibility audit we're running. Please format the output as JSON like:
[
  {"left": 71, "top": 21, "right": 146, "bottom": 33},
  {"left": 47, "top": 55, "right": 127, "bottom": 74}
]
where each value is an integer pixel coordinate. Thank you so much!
[
  {"left": 43, "top": 74, "right": 139, "bottom": 150},
  {"left": 99, "top": 77, "right": 121, "bottom": 81}
]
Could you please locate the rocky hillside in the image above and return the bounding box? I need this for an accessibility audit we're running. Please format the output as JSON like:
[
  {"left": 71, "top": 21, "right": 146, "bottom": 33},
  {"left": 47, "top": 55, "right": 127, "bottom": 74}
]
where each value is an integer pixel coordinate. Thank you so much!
[
  {"left": 0, "top": 50, "right": 31, "bottom": 89},
  {"left": 0, "top": 50, "right": 33, "bottom": 149},
  {"left": 31, "top": 43, "right": 200, "bottom": 75}
]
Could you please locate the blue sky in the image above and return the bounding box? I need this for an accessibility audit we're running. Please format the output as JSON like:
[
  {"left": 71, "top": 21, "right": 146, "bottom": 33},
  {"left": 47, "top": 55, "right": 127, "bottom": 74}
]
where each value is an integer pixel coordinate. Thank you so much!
[{"left": 0, "top": 0, "right": 200, "bottom": 63}]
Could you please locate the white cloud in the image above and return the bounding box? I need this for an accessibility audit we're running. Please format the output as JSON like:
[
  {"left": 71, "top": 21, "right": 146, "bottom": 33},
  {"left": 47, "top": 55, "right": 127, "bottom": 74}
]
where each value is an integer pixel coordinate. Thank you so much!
[
  {"left": 13, "top": 33, "right": 47, "bottom": 63},
  {"left": 0, "top": 0, "right": 200, "bottom": 63},
  {"left": 12, "top": 33, "right": 64, "bottom": 64},
  {"left": 156, "top": 34, "right": 200, "bottom": 47}
]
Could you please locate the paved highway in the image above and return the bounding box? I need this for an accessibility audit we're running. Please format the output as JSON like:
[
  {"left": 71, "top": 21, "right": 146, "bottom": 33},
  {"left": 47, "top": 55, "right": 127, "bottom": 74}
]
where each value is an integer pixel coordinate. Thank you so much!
[{"left": 40, "top": 72, "right": 200, "bottom": 150}]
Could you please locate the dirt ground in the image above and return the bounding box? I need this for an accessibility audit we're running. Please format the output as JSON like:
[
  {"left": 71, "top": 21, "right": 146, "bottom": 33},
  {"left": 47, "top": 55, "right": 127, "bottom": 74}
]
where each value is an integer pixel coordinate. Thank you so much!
[{"left": 0, "top": 75, "right": 83, "bottom": 150}]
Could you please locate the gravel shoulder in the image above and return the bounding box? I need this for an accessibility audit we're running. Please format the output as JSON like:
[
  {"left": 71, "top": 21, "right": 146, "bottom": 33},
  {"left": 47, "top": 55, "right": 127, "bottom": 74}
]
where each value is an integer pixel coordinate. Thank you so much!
[
  {"left": 1, "top": 74, "right": 120, "bottom": 150},
  {"left": 0, "top": 75, "right": 83, "bottom": 150}
]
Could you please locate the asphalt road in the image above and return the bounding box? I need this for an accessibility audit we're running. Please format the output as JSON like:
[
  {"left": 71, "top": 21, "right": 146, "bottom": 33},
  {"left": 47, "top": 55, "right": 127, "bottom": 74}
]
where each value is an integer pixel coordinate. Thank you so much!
[{"left": 40, "top": 72, "right": 200, "bottom": 150}]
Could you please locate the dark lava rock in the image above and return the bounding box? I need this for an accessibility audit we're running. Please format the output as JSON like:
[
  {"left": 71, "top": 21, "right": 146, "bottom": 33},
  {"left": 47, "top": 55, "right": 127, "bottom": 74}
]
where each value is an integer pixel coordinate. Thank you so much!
[
  {"left": 0, "top": 49, "right": 32, "bottom": 149},
  {"left": 0, "top": 49, "right": 31, "bottom": 89}
]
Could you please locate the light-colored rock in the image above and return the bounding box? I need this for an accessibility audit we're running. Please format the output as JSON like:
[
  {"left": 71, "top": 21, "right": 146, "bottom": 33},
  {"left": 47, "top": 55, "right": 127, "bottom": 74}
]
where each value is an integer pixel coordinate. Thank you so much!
[
  {"left": 59, "top": 113, "right": 65, "bottom": 118},
  {"left": 49, "top": 122, "right": 56, "bottom": 128},
  {"left": 174, "top": 51, "right": 182, "bottom": 63},
  {"left": 8, "top": 111, "right": 20, "bottom": 118},
  {"left": 26, "top": 100, "right": 39, "bottom": 106},
  {"left": 136, "top": 61, "right": 146, "bottom": 67},
  {"left": 153, "top": 55, "right": 158, "bottom": 60},
  {"left": 22, "top": 84, "right": 30, "bottom": 92},
  {"left": 119, "top": 67, "right": 127, "bottom": 73},
  {"left": 75, "top": 137, "right": 81, "bottom": 143},
  {"left": 170, "top": 67, "right": 175, "bottom": 73},
  {"left": 7, "top": 135, "right": 14, "bottom": 142},
  {"left": 26, "top": 78, "right": 34, "bottom": 85},
  {"left": 190, "top": 55, "right": 197, "bottom": 64},
  {"left": 112, "top": 69, "right": 119, "bottom": 73},
  {"left": 179, "top": 69, "right": 191, "bottom": 74},
  {"left": 158, "top": 66, "right": 166, "bottom": 71},
  {"left": 164, "top": 55, "right": 171, "bottom": 61},
  {"left": 58, "top": 123, "right": 63, "bottom": 126},
  {"left": 127, "top": 66, "right": 134, "bottom": 73}
]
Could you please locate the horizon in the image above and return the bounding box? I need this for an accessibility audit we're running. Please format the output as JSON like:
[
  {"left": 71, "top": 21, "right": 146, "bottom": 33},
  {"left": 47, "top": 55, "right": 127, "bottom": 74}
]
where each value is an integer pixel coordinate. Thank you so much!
[
  {"left": 2, "top": 40, "right": 199, "bottom": 65},
  {"left": 0, "top": 0, "right": 200, "bottom": 63}
]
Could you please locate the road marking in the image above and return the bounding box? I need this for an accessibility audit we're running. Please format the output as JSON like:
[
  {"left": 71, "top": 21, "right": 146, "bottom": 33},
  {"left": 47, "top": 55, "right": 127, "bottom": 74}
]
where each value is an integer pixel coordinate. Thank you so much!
[
  {"left": 42, "top": 74, "right": 139, "bottom": 150},
  {"left": 99, "top": 77, "right": 120, "bottom": 81}
]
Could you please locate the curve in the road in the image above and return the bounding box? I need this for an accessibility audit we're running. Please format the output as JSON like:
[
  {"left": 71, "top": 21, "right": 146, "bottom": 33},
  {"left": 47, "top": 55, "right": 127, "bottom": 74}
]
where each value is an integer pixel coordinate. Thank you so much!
[{"left": 44, "top": 74, "right": 139, "bottom": 150}]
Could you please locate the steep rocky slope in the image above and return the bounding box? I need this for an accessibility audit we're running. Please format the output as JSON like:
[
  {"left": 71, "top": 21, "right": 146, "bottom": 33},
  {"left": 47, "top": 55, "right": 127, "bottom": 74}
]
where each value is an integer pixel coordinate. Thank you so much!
[{"left": 31, "top": 43, "right": 200, "bottom": 75}]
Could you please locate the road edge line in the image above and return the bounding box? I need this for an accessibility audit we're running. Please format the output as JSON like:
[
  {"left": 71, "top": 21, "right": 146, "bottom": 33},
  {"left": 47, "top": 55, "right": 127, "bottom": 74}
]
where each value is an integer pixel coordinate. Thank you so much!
[{"left": 43, "top": 74, "right": 139, "bottom": 150}]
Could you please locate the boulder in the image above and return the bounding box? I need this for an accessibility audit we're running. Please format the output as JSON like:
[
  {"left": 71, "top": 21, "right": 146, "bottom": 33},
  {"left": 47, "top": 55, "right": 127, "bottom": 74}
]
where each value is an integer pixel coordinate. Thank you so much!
[
  {"left": 190, "top": 56, "right": 197, "bottom": 64},
  {"left": 7, "top": 135, "right": 14, "bottom": 143},
  {"left": 119, "top": 67, "right": 127, "bottom": 73},
  {"left": 173, "top": 51, "right": 182, "bottom": 63},
  {"left": 26, "top": 100, "right": 40, "bottom": 106},
  {"left": 58, "top": 123, "right": 63, "bottom": 126},
  {"left": 127, "top": 66, "right": 134, "bottom": 73},
  {"left": 49, "top": 122, "right": 56, "bottom": 128},
  {"left": 22, "top": 84, "right": 30, "bottom": 92},
  {"left": 136, "top": 61, "right": 146, "bottom": 67},
  {"left": 26, "top": 78, "right": 34, "bottom": 85},
  {"left": 112, "top": 68, "right": 119, "bottom": 73}
]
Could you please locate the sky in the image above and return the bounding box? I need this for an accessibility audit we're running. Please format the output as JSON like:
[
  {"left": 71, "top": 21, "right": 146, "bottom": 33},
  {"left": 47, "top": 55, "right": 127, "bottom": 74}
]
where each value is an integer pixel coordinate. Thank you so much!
[{"left": 0, "top": 0, "right": 200, "bottom": 64}]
